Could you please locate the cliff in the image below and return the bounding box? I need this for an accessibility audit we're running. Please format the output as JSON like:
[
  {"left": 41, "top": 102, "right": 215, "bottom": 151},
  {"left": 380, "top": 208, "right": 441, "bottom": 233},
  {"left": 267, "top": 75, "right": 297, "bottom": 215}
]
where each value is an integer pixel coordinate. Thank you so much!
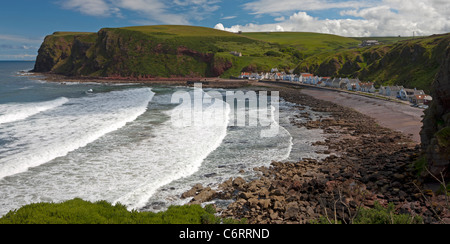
[
  {"left": 296, "top": 34, "right": 450, "bottom": 93},
  {"left": 33, "top": 26, "right": 298, "bottom": 78},
  {"left": 420, "top": 41, "right": 450, "bottom": 178}
]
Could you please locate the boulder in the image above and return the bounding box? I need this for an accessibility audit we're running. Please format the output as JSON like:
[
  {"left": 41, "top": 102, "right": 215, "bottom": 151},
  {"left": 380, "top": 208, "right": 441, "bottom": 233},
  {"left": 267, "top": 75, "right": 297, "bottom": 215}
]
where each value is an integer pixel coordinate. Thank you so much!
[{"left": 285, "top": 202, "right": 299, "bottom": 220}]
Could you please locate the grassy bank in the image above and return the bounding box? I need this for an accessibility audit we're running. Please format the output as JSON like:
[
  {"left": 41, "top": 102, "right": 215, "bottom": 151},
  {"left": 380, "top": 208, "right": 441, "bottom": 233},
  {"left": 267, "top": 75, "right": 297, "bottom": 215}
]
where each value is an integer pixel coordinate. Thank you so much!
[{"left": 0, "top": 198, "right": 246, "bottom": 224}]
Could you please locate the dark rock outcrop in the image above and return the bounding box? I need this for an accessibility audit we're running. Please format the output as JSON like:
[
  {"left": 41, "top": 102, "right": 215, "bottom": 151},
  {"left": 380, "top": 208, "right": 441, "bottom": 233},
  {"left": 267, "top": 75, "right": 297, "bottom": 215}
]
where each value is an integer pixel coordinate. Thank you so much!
[{"left": 421, "top": 42, "right": 450, "bottom": 177}]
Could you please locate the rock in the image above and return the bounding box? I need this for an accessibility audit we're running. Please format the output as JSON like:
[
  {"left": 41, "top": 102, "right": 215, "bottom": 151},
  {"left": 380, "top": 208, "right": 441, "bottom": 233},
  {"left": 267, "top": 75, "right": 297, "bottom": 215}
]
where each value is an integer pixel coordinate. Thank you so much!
[
  {"left": 247, "top": 198, "right": 259, "bottom": 208},
  {"left": 393, "top": 173, "right": 405, "bottom": 180},
  {"left": 192, "top": 187, "right": 217, "bottom": 203},
  {"left": 273, "top": 201, "right": 284, "bottom": 211},
  {"left": 259, "top": 199, "right": 272, "bottom": 209},
  {"left": 270, "top": 211, "right": 279, "bottom": 220},
  {"left": 239, "top": 192, "right": 254, "bottom": 200},
  {"left": 285, "top": 202, "right": 299, "bottom": 220},
  {"left": 233, "top": 177, "right": 247, "bottom": 189},
  {"left": 181, "top": 183, "right": 204, "bottom": 199}
]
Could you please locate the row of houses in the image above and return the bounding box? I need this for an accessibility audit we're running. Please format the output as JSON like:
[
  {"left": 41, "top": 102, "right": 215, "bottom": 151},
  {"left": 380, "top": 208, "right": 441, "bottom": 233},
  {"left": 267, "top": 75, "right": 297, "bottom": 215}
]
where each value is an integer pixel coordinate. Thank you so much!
[
  {"left": 238, "top": 70, "right": 433, "bottom": 105},
  {"left": 379, "top": 86, "right": 432, "bottom": 105}
]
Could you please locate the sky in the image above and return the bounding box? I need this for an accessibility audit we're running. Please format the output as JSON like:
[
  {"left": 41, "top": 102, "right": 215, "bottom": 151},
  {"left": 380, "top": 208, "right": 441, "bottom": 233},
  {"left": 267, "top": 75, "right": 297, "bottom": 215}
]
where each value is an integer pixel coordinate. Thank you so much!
[{"left": 0, "top": 0, "right": 449, "bottom": 60}]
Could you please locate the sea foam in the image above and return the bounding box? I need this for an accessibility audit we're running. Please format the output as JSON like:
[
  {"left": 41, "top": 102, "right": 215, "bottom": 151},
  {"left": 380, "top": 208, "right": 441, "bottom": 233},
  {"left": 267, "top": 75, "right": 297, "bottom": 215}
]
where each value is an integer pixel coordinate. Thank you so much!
[
  {"left": 0, "top": 88, "right": 154, "bottom": 180},
  {"left": 0, "top": 97, "right": 69, "bottom": 125}
]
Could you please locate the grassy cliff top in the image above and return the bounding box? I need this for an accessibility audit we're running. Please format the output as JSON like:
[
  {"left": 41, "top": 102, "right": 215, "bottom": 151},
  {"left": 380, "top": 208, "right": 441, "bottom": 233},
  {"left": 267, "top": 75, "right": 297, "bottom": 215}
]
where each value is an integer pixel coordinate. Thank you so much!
[
  {"left": 121, "top": 25, "right": 240, "bottom": 38},
  {"left": 242, "top": 32, "right": 361, "bottom": 56}
]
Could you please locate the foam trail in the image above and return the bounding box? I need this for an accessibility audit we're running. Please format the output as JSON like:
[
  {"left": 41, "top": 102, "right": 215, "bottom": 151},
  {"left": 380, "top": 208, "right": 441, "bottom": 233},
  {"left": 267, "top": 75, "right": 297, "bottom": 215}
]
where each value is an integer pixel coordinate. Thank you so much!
[
  {"left": 0, "top": 88, "right": 154, "bottom": 180},
  {"left": 114, "top": 95, "right": 231, "bottom": 210},
  {"left": 0, "top": 97, "right": 69, "bottom": 125}
]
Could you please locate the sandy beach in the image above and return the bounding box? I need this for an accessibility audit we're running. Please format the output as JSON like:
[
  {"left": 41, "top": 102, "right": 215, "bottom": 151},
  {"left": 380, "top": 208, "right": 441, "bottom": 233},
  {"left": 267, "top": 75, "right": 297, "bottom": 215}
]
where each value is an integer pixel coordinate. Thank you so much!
[{"left": 300, "top": 88, "right": 425, "bottom": 144}]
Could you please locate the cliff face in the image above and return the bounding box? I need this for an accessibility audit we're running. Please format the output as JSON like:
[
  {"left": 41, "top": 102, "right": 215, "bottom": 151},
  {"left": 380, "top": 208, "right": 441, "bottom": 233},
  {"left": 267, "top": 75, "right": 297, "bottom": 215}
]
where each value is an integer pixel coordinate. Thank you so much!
[
  {"left": 33, "top": 28, "right": 242, "bottom": 78},
  {"left": 420, "top": 42, "right": 450, "bottom": 177},
  {"left": 296, "top": 34, "right": 450, "bottom": 93}
]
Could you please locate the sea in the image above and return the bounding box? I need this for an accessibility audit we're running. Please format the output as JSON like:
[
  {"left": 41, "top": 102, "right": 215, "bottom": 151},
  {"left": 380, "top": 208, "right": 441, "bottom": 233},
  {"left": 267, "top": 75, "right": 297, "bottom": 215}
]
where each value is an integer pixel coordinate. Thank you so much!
[{"left": 0, "top": 61, "right": 328, "bottom": 216}]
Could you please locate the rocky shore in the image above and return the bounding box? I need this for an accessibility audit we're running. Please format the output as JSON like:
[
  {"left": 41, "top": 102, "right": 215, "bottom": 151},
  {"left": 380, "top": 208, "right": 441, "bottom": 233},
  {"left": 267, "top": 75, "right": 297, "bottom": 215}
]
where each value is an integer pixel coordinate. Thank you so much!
[{"left": 182, "top": 87, "right": 449, "bottom": 224}]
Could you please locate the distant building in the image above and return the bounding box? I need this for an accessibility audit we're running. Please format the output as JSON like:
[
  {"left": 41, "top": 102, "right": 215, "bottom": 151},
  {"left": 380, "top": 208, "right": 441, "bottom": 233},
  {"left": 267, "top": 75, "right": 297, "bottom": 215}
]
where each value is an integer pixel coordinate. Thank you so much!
[
  {"left": 360, "top": 40, "right": 380, "bottom": 47},
  {"left": 385, "top": 86, "right": 404, "bottom": 97},
  {"left": 230, "top": 51, "right": 242, "bottom": 57},
  {"left": 410, "top": 94, "right": 433, "bottom": 105}
]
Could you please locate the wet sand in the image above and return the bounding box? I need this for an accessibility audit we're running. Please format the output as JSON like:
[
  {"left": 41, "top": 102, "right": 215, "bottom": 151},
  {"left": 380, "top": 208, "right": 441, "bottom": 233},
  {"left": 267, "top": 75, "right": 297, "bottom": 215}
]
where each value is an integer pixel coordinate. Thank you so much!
[{"left": 300, "top": 88, "right": 425, "bottom": 144}]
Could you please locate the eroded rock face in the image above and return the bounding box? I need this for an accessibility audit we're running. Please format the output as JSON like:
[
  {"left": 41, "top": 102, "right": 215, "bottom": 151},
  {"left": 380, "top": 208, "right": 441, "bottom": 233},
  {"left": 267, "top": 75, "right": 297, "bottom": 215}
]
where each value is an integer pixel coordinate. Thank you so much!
[{"left": 421, "top": 43, "right": 450, "bottom": 177}]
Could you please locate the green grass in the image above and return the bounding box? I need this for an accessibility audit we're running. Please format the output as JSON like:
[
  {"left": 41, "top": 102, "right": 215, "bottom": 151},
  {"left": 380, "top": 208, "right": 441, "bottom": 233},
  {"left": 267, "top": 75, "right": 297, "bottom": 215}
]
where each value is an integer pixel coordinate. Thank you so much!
[
  {"left": 313, "top": 202, "right": 423, "bottom": 224},
  {"left": 0, "top": 198, "right": 246, "bottom": 224},
  {"left": 242, "top": 32, "right": 360, "bottom": 57},
  {"left": 52, "top": 31, "right": 95, "bottom": 36},
  {"left": 122, "top": 25, "right": 240, "bottom": 38},
  {"left": 352, "top": 36, "right": 418, "bottom": 45},
  {"left": 296, "top": 33, "right": 450, "bottom": 92}
]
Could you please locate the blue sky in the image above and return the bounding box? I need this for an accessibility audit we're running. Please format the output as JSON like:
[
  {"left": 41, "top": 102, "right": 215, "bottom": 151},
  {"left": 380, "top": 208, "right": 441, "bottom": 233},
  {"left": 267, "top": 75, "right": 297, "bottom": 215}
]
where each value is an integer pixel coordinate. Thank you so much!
[{"left": 0, "top": 0, "right": 449, "bottom": 60}]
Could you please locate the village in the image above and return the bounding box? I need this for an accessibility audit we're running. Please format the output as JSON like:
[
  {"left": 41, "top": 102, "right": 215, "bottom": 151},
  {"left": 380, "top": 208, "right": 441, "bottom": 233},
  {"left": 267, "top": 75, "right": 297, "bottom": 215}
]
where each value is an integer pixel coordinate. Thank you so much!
[{"left": 238, "top": 69, "right": 433, "bottom": 109}]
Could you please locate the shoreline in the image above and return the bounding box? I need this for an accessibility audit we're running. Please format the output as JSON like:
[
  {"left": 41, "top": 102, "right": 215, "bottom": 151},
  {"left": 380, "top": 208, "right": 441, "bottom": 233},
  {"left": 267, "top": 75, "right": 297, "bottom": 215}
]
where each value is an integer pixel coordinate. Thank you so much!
[
  {"left": 34, "top": 72, "right": 424, "bottom": 144},
  {"left": 180, "top": 86, "right": 448, "bottom": 224},
  {"left": 28, "top": 73, "right": 449, "bottom": 223}
]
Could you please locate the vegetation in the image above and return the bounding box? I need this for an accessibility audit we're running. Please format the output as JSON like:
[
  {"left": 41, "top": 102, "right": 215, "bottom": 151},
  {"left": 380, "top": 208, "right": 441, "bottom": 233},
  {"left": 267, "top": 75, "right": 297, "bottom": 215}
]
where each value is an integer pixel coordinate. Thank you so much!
[
  {"left": 0, "top": 198, "right": 246, "bottom": 224},
  {"left": 242, "top": 32, "right": 360, "bottom": 57},
  {"left": 34, "top": 25, "right": 301, "bottom": 78},
  {"left": 34, "top": 25, "right": 449, "bottom": 93},
  {"left": 313, "top": 202, "right": 423, "bottom": 224},
  {"left": 296, "top": 33, "right": 450, "bottom": 93},
  {"left": 352, "top": 36, "right": 417, "bottom": 45},
  {"left": 353, "top": 202, "right": 423, "bottom": 224}
]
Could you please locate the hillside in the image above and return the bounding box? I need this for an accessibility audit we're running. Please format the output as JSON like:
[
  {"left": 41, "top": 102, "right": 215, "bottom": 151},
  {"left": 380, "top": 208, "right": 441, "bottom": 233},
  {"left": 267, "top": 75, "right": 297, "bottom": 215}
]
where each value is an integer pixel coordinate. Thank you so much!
[
  {"left": 33, "top": 25, "right": 299, "bottom": 78},
  {"left": 421, "top": 42, "right": 450, "bottom": 178},
  {"left": 242, "top": 32, "right": 360, "bottom": 57},
  {"left": 295, "top": 33, "right": 450, "bottom": 93}
]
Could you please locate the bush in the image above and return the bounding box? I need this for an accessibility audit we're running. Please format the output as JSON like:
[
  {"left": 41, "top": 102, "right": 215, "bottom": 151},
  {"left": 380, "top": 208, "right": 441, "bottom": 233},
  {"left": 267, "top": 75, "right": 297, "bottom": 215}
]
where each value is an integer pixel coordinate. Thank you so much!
[
  {"left": 353, "top": 202, "right": 423, "bottom": 224},
  {"left": 265, "top": 50, "right": 282, "bottom": 57},
  {"left": 0, "top": 199, "right": 245, "bottom": 224}
]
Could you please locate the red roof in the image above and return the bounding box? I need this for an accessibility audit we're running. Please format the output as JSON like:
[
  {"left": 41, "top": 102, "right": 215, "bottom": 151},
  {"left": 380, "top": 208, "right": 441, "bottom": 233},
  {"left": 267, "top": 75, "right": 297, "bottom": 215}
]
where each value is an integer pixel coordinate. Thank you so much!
[{"left": 302, "top": 74, "right": 313, "bottom": 77}]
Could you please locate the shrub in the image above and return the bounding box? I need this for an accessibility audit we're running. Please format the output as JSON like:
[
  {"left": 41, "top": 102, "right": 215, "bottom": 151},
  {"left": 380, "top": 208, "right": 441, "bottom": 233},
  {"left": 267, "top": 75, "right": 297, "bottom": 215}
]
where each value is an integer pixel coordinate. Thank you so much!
[
  {"left": 0, "top": 199, "right": 245, "bottom": 224},
  {"left": 353, "top": 202, "right": 423, "bottom": 224}
]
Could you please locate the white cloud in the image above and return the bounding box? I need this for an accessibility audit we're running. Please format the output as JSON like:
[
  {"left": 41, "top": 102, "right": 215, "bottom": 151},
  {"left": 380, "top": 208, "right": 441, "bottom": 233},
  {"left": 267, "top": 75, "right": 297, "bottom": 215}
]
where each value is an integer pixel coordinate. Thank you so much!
[
  {"left": 0, "top": 34, "right": 43, "bottom": 43},
  {"left": 113, "top": 0, "right": 189, "bottom": 24},
  {"left": 243, "top": 0, "right": 373, "bottom": 15},
  {"left": 218, "top": 0, "right": 450, "bottom": 36},
  {"left": 60, "top": 0, "right": 115, "bottom": 17},
  {"left": 59, "top": 0, "right": 222, "bottom": 25},
  {"left": 221, "top": 16, "right": 237, "bottom": 20}
]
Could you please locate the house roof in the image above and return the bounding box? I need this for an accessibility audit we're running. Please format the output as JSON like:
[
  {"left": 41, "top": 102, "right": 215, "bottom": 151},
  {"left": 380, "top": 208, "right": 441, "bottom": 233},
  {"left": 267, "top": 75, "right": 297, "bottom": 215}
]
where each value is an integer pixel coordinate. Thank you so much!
[{"left": 387, "top": 86, "right": 404, "bottom": 91}]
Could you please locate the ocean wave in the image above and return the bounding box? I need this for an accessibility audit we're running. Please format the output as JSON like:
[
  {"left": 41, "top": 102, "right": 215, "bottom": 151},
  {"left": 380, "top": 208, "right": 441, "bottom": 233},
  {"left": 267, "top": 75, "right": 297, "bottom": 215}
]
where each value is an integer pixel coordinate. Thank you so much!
[
  {"left": 0, "top": 97, "right": 69, "bottom": 125},
  {"left": 0, "top": 88, "right": 154, "bottom": 180},
  {"left": 113, "top": 94, "right": 231, "bottom": 210}
]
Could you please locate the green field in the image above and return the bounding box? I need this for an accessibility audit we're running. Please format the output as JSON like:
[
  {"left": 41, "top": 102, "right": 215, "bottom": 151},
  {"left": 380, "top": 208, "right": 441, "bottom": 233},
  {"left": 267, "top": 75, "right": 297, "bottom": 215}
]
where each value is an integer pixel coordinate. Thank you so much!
[
  {"left": 122, "top": 25, "right": 240, "bottom": 38},
  {"left": 242, "top": 32, "right": 360, "bottom": 57},
  {"left": 352, "top": 36, "right": 418, "bottom": 45}
]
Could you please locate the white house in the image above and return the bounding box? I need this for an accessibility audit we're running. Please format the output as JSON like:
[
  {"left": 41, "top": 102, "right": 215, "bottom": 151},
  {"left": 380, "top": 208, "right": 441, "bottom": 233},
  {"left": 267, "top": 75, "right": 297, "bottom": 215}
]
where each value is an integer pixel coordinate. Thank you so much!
[
  {"left": 379, "top": 86, "right": 387, "bottom": 95},
  {"left": 358, "top": 82, "right": 376, "bottom": 93},
  {"left": 399, "top": 88, "right": 425, "bottom": 101},
  {"left": 330, "top": 78, "right": 341, "bottom": 88},
  {"left": 385, "top": 86, "right": 404, "bottom": 97},
  {"left": 347, "top": 81, "right": 357, "bottom": 91},
  {"left": 317, "top": 81, "right": 326, "bottom": 87}
]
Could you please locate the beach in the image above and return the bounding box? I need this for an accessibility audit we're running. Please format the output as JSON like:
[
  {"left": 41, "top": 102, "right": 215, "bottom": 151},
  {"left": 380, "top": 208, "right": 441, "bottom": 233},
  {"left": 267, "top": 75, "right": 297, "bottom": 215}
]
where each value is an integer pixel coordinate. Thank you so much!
[
  {"left": 3, "top": 67, "right": 447, "bottom": 223},
  {"left": 176, "top": 83, "right": 448, "bottom": 224}
]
